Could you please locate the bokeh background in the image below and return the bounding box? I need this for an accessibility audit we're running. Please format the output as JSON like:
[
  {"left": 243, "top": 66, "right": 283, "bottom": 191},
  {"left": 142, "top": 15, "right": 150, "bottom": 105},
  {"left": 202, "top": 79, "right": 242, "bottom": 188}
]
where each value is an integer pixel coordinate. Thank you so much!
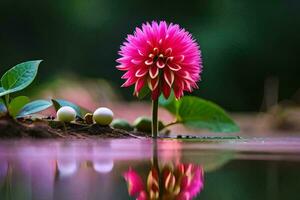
[{"left": 0, "top": 0, "right": 300, "bottom": 111}]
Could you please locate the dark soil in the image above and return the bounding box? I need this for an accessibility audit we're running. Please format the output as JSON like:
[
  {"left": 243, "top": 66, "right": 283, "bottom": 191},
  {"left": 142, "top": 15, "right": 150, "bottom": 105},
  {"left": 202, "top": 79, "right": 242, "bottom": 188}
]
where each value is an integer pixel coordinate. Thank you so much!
[{"left": 0, "top": 116, "right": 149, "bottom": 139}]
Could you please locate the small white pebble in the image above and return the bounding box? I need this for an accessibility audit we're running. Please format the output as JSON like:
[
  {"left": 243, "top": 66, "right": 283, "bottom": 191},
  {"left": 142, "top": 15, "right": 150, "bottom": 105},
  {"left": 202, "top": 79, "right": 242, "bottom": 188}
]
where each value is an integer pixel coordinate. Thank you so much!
[
  {"left": 93, "top": 107, "right": 114, "bottom": 125},
  {"left": 57, "top": 106, "right": 76, "bottom": 122}
]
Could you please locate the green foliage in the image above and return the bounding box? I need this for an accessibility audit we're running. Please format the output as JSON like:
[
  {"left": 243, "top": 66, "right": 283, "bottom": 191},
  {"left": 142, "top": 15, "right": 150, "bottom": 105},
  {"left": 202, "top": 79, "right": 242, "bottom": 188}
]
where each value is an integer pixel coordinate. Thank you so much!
[
  {"left": 51, "top": 99, "right": 82, "bottom": 117},
  {"left": 158, "top": 91, "right": 178, "bottom": 115},
  {"left": 159, "top": 94, "right": 240, "bottom": 133},
  {"left": 133, "top": 117, "right": 165, "bottom": 133},
  {"left": 8, "top": 96, "right": 30, "bottom": 118},
  {"left": 111, "top": 119, "right": 134, "bottom": 131},
  {"left": 17, "top": 100, "right": 52, "bottom": 118},
  {"left": 0, "top": 60, "right": 53, "bottom": 118},
  {"left": 137, "top": 85, "right": 150, "bottom": 99},
  {"left": 0, "top": 60, "right": 42, "bottom": 97}
]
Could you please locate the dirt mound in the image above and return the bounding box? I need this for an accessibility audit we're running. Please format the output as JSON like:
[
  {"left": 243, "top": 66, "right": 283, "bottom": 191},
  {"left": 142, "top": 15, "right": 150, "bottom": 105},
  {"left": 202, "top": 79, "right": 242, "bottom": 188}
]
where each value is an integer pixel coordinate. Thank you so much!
[{"left": 0, "top": 116, "right": 147, "bottom": 139}]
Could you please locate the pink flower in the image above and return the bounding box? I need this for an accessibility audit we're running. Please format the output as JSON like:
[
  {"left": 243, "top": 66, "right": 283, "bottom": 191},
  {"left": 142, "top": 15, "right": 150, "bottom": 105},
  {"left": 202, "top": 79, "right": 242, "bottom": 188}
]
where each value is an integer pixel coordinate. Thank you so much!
[
  {"left": 123, "top": 164, "right": 204, "bottom": 200},
  {"left": 176, "top": 164, "right": 204, "bottom": 199},
  {"left": 124, "top": 168, "right": 145, "bottom": 197},
  {"left": 117, "top": 21, "right": 202, "bottom": 100}
]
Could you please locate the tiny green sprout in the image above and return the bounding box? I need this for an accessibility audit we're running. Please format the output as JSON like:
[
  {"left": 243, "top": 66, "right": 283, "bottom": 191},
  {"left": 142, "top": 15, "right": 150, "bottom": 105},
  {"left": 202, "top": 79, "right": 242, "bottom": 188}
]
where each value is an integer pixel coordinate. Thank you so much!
[
  {"left": 93, "top": 107, "right": 114, "bottom": 125},
  {"left": 57, "top": 106, "right": 76, "bottom": 122},
  {"left": 111, "top": 119, "right": 134, "bottom": 131},
  {"left": 133, "top": 117, "right": 164, "bottom": 133}
]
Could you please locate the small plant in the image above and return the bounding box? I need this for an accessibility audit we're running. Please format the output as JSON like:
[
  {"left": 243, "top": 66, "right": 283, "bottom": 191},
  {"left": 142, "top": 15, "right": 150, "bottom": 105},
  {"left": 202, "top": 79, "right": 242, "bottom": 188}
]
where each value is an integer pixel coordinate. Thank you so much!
[
  {"left": 0, "top": 60, "right": 52, "bottom": 118},
  {"left": 116, "top": 21, "right": 239, "bottom": 137}
]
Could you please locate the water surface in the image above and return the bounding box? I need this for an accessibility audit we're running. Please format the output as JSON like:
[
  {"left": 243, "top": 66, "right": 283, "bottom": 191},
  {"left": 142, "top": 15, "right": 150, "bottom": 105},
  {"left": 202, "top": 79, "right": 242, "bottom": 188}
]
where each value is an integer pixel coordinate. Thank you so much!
[{"left": 0, "top": 137, "right": 300, "bottom": 200}]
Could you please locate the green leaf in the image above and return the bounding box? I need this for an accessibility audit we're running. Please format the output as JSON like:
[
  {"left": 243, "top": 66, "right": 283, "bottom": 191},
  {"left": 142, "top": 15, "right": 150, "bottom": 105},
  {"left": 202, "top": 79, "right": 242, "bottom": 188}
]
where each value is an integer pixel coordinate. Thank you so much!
[
  {"left": 0, "top": 60, "right": 42, "bottom": 97},
  {"left": 177, "top": 96, "right": 240, "bottom": 132},
  {"left": 17, "top": 100, "right": 52, "bottom": 118},
  {"left": 51, "top": 99, "right": 82, "bottom": 117},
  {"left": 8, "top": 96, "right": 30, "bottom": 117},
  {"left": 158, "top": 91, "right": 178, "bottom": 115}
]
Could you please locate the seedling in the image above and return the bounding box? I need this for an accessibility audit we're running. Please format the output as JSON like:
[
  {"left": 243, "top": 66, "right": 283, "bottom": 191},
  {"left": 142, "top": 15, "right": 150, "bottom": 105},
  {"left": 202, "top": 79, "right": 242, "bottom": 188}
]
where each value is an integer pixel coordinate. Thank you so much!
[{"left": 0, "top": 61, "right": 52, "bottom": 118}]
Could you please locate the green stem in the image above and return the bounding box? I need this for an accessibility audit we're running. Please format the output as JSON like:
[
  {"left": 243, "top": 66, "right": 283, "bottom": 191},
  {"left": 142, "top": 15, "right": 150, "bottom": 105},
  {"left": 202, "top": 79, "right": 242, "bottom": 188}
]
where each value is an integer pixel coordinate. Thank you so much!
[
  {"left": 164, "top": 120, "right": 180, "bottom": 129},
  {"left": 152, "top": 139, "right": 163, "bottom": 199},
  {"left": 151, "top": 99, "right": 159, "bottom": 138},
  {"left": 4, "top": 94, "right": 9, "bottom": 108}
]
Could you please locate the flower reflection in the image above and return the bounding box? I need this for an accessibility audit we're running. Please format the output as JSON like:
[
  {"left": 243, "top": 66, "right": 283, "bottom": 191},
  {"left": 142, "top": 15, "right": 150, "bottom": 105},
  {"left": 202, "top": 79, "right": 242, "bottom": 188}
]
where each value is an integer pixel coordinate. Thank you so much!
[{"left": 124, "top": 163, "right": 204, "bottom": 200}]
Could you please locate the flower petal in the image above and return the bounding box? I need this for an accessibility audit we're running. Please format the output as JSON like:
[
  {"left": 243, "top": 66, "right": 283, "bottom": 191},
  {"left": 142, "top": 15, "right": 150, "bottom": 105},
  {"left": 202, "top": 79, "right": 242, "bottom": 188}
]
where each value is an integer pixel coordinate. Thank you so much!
[
  {"left": 138, "top": 49, "right": 144, "bottom": 56},
  {"left": 116, "top": 65, "right": 129, "bottom": 71},
  {"left": 164, "top": 70, "right": 174, "bottom": 87},
  {"left": 145, "top": 59, "right": 154, "bottom": 66},
  {"left": 134, "top": 78, "right": 145, "bottom": 95},
  {"left": 156, "top": 59, "right": 165, "bottom": 68},
  {"left": 147, "top": 169, "right": 159, "bottom": 192},
  {"left": 183, "top": 71, "right": 194, "bottom": 82},
  {"left": 177, "top": 192, "right": 190, "bottom": 200},
  {"left": 162, "top": 82, "right": 172, "bottom": 99},
  {"left": 184, "top": 80, "right": 193, "bottom": 92},
  {"left": 135, "top": 68, "right": 148, "bottom": 77},
  {"left": 159, "top": 39, "right": 163, "bottom": 45},
  {"left": 165, "top": 48, "right": 172, "bottom": 56},
  {"left": 173, "top": 80, "right": 184, "bottom": 99},
  {"left": 137, "top": 191, "right": 147, "bottom": 200},
  {"left": 123, "top": 168, "right": 144, "bottom": 196},
  {"left": 131, "top": 59, "right": 142, "bottom": 65},
  {"left": 178, "top": 55, "right": 185, "bottom": 62},
  {"left": 121, "top": 77, "right": 137, "bottom": 87},
  {"left": 151, "top": 87, "right": 160, "bottom": 100},
  {"left": 168, "top": 64, "right": 181, "bottom": 71},
  {"left": 149, "top": 67, "right": 159, "bottom": 79},
  {"left": 148, "top": 78, "right": 159, "bottom": 91},
  {"left": 165, "top": 171, "right": 176, "bottom": 191},
  {"left": 121, "top": 71, "right": 131, "bottom": 79}
]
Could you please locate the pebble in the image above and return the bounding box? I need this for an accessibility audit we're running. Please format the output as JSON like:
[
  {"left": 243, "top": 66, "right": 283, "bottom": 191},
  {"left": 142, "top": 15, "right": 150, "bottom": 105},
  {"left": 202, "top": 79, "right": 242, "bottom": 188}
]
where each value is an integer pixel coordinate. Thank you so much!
[
  {"left": 93, "top": 107, "right": 114, "bottom": 125},
  {"left": 57, "top": 106, "right": 76, "bottom": 122}
]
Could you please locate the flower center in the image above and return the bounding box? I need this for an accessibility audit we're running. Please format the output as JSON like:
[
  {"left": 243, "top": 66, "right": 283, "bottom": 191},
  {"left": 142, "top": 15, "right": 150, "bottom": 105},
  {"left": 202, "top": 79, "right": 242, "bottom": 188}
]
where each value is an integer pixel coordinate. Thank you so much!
[{"left": 145, "top": 47, "right": 173, "bottom": 69}]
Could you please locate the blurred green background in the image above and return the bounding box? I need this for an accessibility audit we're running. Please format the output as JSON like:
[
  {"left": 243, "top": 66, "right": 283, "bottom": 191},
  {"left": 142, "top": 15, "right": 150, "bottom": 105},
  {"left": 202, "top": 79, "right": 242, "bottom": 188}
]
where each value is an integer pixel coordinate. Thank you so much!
[{"left": 0, "top": 0, "right": 299, "bottom": 111}]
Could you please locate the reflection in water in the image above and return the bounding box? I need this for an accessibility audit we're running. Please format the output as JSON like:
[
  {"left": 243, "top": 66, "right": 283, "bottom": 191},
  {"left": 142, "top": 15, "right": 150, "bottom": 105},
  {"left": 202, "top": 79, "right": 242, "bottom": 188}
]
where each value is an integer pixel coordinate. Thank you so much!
[
  {"left": 0, "top": 161, "right": 8, "bottom": 179},
  {"left": 0, "top": 139, "right": 300, "bottom": 199},
  {"left": 56, "top": 159, "right": 79, "bottom": 177},
  {"left": 124, "top": 164, "right": 204, "bottom": 200},
  {"left": 0, "top": 140, "right": 205, "bottom": 200},
  {"left": 124, "top": 140, "right": 204, "bottom": 200}
]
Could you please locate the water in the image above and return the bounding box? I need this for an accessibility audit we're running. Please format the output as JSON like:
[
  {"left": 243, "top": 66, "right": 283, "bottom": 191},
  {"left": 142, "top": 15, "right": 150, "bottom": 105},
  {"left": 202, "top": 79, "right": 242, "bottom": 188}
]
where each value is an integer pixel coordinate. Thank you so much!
[{"left": 0, "top": 137, "right": 300, "bottom": 200}]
